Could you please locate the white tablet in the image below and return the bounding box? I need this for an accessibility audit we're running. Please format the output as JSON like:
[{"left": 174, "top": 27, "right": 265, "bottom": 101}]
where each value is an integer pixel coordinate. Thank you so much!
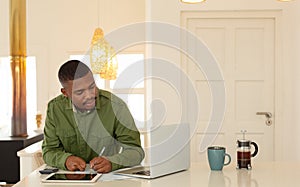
[{"left": 41, "top": 172, "right": 102, "bottom": 183}]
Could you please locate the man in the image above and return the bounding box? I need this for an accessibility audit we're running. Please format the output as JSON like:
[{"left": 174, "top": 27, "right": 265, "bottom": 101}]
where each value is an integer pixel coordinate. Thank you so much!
[{"left": 42, "top": 60, "right": 144, "bottom": 173}]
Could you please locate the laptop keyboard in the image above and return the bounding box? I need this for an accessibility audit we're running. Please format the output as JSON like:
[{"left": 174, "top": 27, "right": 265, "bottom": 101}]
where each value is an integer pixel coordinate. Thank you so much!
[{"left": 132, "top": 170, "right": 151, "bottom": 176}]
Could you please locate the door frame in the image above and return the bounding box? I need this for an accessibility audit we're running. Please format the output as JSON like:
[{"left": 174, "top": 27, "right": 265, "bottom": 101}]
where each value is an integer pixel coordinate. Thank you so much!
[{"left": 181, "top": 10, "right": 284, "bottom": 161}]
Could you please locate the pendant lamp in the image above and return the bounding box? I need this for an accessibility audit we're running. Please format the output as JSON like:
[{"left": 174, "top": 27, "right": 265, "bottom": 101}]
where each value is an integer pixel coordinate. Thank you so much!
[
  {"left": 181, "top": 0, "right": 206, "bottom": 3},
  {"left": 90, "top": 0, "right": 118, "bottom": 80}
]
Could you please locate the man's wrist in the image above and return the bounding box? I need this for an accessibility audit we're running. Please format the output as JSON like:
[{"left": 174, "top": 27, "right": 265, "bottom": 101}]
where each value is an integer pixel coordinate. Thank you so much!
[{"left": 63, "top": 154, "right": 73, "bottom": 170}]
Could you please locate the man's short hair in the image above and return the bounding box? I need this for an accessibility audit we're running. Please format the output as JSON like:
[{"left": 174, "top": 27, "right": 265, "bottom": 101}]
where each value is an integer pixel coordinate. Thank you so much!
[{"left": 58, "top": 60, "right": 91, "bottom": 84}]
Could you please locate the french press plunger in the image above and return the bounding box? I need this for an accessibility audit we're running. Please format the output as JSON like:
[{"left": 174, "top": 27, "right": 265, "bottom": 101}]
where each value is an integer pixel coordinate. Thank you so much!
[{"left": 236, "top": 130, "right": 258, "bottom": 170}]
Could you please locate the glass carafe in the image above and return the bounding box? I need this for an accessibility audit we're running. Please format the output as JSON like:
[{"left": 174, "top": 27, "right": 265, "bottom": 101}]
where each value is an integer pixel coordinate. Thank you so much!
[{"left": 236, "top": 132, "right": 258, "bottom": 170}]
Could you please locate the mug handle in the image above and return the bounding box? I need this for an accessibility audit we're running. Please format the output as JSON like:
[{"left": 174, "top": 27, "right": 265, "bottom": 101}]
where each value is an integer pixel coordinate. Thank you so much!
[
  {"left": 251, "top": 142, "right": 259, "bottom": 157},
  {"left": 224, "top": 153, "right": 231, "bottom": 166}
]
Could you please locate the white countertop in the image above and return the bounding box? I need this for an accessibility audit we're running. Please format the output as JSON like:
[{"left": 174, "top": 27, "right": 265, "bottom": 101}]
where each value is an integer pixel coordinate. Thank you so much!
[{"left": 12, "top": 162, "right": 300, "bottom": 187}]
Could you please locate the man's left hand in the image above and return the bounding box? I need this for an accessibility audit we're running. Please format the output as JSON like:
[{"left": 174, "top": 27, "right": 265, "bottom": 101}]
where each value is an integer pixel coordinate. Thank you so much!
[{"left": 89, "top": 157, "right": 112, "bottom": 173}]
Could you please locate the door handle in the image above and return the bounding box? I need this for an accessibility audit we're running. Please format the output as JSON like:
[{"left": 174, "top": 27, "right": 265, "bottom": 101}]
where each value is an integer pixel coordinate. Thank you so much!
[
  {"left": 256, "top": 112, "right": 272, "bottom": 118},
  {"left": 256, "top": 112, "right": 272, "bottom": 126}
]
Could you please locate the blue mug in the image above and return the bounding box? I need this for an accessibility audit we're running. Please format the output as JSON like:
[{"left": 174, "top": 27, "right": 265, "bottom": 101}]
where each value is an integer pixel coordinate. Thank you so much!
[{"left": 207, "top": 146, "right": 231, "bottom": 171}]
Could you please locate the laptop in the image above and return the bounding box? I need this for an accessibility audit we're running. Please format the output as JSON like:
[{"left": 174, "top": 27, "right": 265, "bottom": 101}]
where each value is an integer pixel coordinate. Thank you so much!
[{"left": 114, "top": 123, "right": 190, "bottom": 179}]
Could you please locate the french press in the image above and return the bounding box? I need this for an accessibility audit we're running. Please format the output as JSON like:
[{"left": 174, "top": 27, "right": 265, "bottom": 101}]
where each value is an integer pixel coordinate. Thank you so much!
[{"left": 236, "top": 130, "right": 258, "bottom": 170}]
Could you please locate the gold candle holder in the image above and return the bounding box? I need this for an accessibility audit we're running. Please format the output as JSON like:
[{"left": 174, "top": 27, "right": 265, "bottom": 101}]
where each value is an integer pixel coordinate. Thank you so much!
[{"left": 36, "top": 113, "right": 42, "bottom": 129}]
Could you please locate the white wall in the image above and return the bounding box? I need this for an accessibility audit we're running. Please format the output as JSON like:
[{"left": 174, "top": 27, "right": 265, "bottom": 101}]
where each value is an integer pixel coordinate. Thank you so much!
[{"left": 148, "top": 0, "right": 300, "bottom": 161}]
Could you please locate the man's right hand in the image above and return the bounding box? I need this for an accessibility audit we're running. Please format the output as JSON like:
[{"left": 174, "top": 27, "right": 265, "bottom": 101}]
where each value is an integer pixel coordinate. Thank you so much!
[{"left": 65, "top": 155, "right": 86, "bottom": 171}]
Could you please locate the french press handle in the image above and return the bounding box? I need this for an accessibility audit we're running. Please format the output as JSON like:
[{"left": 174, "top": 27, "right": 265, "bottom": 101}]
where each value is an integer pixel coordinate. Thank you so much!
[{"left": 251, "top": 142, "right": 258, "bottom": 157}]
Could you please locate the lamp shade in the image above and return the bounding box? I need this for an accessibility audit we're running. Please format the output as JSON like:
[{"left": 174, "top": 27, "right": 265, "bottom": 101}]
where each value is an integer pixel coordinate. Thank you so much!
[{"left": 90, "top": 28, "right": 118, "bottom": 80}]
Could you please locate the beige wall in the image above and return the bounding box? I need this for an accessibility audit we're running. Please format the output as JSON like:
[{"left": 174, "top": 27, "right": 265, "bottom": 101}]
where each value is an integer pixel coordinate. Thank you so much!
[{"left": 282, "top": 0, "right": 300, "bottom": 162}]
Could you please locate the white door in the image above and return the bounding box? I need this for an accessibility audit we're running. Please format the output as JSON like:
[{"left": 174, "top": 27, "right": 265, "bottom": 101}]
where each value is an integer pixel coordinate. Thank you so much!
[{"left": 182, "top": 13, "right": 275, "bottom": 163}]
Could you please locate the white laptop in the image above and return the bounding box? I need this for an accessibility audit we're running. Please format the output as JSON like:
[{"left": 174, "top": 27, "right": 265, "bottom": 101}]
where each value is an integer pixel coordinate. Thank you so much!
[{"left": 114, "top": 123, "right": 190, "bottom": 179}]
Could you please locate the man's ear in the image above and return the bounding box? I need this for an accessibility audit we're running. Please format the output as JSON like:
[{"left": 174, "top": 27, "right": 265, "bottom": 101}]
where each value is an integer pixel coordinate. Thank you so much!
[{"left": 61, "top": 88, "right": 68, "bottom": 97}]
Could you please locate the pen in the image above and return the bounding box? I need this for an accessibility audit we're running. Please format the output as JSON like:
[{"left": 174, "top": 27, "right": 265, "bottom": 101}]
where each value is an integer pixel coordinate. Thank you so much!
[
  {"left": 99, "top": 146, "right": 106, "bottom": 157},
  {"left": 90, "top": 146, "right": 106, "bottom": 171}
]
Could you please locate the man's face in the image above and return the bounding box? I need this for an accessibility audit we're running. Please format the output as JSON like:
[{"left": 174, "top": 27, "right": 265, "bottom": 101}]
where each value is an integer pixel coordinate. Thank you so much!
[{"left": 61, "top": 72, "right": 98, "bottom": 111}]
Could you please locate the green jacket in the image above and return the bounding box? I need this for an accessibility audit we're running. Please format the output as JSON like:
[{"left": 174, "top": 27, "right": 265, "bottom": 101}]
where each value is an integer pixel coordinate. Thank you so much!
[{"left": 42, "top": 89, "right": 144, "bottom": 171}]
